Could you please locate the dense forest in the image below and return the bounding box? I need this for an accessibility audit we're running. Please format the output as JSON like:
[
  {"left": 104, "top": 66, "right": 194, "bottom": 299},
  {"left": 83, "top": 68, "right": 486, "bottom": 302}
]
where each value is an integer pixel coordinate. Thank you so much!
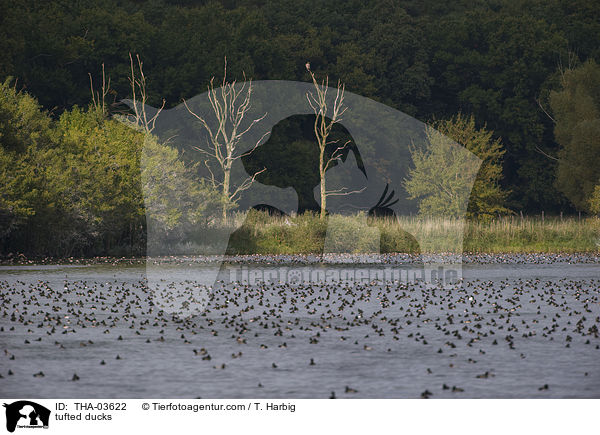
[{"left": 1, "top": 0, "right": 599, "bottom": 256}]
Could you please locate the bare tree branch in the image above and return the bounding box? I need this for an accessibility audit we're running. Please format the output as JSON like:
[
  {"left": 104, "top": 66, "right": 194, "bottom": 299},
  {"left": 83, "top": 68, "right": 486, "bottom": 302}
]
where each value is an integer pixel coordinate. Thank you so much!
[
  {"left": 535, "top": 146, "right": 560, "bottom": 162},
  {"left": 325, "top": 186, "right": 366, "bottom": 196},
  {"left": 230, "top": 167, "right": 267, "bottom": 202},
  {"left": 128, "top": 53, "right": 165, "bottom": 134},
  {"left": 536, "top": 97, "right": 556, "bottom": 123},
  {"left": 184, "top": 58, "right": 268, "bottom": 223},
  {"left": 89, "top": 63, "right": 111, "bottom": 115}
]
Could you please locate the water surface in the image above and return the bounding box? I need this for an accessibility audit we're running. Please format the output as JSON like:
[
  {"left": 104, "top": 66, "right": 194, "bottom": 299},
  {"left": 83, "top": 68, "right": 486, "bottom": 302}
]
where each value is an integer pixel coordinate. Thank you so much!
[{"left": 1, "top": 257, "right": 599, "bottom": 398}]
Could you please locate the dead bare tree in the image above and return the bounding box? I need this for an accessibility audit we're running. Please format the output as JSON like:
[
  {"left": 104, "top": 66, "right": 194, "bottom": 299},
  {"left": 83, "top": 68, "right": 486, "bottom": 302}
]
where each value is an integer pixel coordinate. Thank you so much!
[
  {"left": 306, "top": 68, "right": 357, "bottom": 219},
  {"left": 128, "top": 53, "right": 165, "bottom": 134},
  {"left": 183, "top": 59, "right": 268, "bottom": 223},
  {"left": 89, "top": 63, "right": 111, "bottom": 116}
]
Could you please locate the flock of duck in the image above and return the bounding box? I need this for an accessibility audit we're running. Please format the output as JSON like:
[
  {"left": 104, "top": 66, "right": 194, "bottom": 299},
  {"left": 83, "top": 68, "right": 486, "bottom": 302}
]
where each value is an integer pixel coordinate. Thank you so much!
[
  {"left": 1, "top": 254, "right": 599, "bottom": 398},
  {"left": 3, "top": 252, "right": 599, "bottom": 266}
]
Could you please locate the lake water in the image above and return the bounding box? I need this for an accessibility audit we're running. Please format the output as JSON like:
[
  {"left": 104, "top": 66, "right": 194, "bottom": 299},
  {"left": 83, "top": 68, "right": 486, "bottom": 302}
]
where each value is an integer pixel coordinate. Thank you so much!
[{"left": 1, "top": 256, "right": 599, "bottom": 398}]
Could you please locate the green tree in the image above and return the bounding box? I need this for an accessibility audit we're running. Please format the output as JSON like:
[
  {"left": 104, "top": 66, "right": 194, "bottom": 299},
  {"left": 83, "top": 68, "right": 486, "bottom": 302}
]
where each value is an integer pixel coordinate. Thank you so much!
[
  {"left": 424, "top": 5, "right": 568, "bottom": 211},
  {"left": 404, "top": 121, "right": 481, "bottom": 218},
  {"left": 48, "top": 106, "right": 146, "bottom": 254},
  {"left": 404, "top": 113, "right": 510, "bottom": 219},
  {"left": 0, "top": 78, "right": 51, "bottom": 244},
  {"left": 589, "top": 184, "right": 600, "bottom": 216},
  {"left": 141, "top": 134, "right": 223, "bottom": 248},
  {"left": 549, "top": 59, "right": 600, "bottom": 212},
  {"left": 432, "top": 113, "right": 510, "bottom": 220}
]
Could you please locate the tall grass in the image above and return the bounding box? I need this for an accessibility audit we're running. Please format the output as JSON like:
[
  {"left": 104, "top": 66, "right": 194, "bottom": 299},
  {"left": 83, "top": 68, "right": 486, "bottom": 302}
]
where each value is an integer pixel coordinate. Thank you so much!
[
  {"left": 224, "top": 211, "right": 599, "bottom": 254},
  {"left": 463, "top": 215, "right": 599, "bottom": 253}
]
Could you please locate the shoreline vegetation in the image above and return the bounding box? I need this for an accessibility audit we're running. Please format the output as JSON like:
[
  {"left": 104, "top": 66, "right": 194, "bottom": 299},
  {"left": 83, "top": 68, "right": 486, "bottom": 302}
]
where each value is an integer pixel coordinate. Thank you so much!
[
  {"left": 3, "top": 56, "right": 600, "bottom": 261},
  {"left": 2, "top": 213, "right": 598, "bottom": 265},
  {"left": 226, "top": 211, "right": 600, "bottom": 255}
]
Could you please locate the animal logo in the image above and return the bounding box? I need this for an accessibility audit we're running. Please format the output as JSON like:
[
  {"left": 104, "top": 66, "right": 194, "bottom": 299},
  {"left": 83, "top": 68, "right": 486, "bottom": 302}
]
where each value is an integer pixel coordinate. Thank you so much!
[
  {"left": 122, "top": 80, "right": 481, "bottom": 315},
  {"left": 3, "top": 401, "right": 50, "bottom": 433}
]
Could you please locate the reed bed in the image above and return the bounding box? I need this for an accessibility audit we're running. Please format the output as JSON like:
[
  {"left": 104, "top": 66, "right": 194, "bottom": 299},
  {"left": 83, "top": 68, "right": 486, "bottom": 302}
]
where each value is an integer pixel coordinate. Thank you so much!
[{"left": 223, "top": 211, "right": 600, "bottom": 254}]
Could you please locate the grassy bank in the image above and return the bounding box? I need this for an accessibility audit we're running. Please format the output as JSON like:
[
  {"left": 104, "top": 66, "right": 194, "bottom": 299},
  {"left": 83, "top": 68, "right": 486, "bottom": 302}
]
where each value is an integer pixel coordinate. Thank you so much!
[
  {"left": 225, "top": 211, "right": 600, "bottom": 254},
  {"left": 462, "top": 216, "right": 599, "bottom": 253}
]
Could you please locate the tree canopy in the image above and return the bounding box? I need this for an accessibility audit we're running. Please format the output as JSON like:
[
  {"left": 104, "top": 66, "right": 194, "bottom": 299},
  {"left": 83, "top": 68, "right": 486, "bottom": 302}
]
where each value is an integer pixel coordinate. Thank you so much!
[
  {"left": 431, "top": 114, "right": 510, "bottom": 220},
  {"left": 550, "top": 60, "right": 600, "bottom": 212},
  {"left": 1, "top": 0, "right": 598, "bottom": 215}
]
